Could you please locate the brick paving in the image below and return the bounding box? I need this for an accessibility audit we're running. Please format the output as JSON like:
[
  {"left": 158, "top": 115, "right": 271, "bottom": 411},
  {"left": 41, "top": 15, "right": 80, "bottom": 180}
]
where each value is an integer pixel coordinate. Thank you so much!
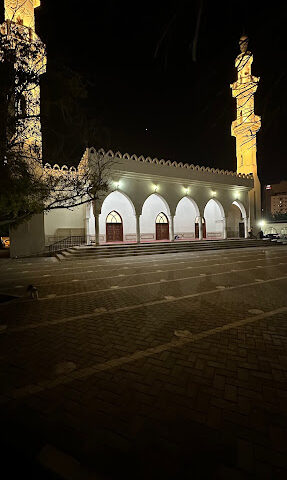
[{"left": 0, "top": 246, "right": 287, "bottom": 478}]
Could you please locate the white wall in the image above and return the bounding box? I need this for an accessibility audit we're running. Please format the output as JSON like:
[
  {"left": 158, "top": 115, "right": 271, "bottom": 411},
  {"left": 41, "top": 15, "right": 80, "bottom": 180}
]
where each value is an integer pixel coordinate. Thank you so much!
[
  {"left": 204, "top": 199, "right": 224, "bottom": 238},
  {"left": 44, "top": 205, "right": 86, "bottom": 243},
  {"left": 99, "top": 191, "right": 136, "bottom": 242},
  {"left": 10, "top": 214, "right": 45, "bottom": 258},
  {"left": 140, "top": 194, "right": 169, "bottom": 240},
  {"left": 174, "top": 197, "right": 198, "bottom": 239}
]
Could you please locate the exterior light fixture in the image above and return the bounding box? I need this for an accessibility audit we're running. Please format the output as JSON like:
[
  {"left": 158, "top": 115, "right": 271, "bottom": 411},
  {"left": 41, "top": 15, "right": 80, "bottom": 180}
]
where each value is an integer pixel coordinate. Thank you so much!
[
  {"left": 154, "top": 184, "right": 158, "bottom": 192},
  {"left": 211, "top": 190, "right": 216, "bottom": 197},
  {"left": 258, "top": 220, "right": 265, "bottom": 228},
  {"left": 185, "top": 187, "right": 189, "bottom": 195},
  {"left": 114, "top": 181, "right": 120, "bottom": 189}
]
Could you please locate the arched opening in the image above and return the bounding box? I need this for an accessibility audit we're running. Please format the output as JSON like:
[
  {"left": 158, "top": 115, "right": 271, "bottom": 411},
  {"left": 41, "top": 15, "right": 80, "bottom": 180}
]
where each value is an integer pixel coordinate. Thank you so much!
[
  {"left": 174, "top": 197, "right": 199, "bottom": 240},
  {"left": 106, "top": 211, "right": 123, "bottom": 242},
  {"left": 227, "top": 204, "right": 243, "bottom": 238},
  {"left": 96, "top": 190, "right": 136, "bottom": 243},
  {"left": 155, "top": 212, "right": 169, "bottom": 240},
  {"left": 227, "top": 201, "right": 247, "bottom": 238},
  {"left": 204, "top": 199, "right": 225, "bottom": 239},
  {"left": 195, "top": 216, "right": 206, "bottom": 239},
  {"left": 140, "top": 193, "right": 170, "bottom": 242}
]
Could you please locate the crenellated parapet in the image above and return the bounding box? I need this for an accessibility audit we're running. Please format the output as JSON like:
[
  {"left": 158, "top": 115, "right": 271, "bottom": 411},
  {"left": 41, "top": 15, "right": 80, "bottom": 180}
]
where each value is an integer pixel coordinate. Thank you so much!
[
  {"left": 45, "top": 147, "right": 254, "bottom": 180},
  {"left": 43, "top": 163, "right": 78, "bottom": 177},
  {"left": 86, "top": 148, "right": 253, "bottom": 180}
]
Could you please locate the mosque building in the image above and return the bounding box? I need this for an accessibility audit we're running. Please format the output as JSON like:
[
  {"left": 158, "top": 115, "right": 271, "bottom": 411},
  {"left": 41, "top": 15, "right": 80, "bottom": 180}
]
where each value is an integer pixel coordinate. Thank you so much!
[{"left": 2, "top": 1, "right": 262, "bottom": 257}]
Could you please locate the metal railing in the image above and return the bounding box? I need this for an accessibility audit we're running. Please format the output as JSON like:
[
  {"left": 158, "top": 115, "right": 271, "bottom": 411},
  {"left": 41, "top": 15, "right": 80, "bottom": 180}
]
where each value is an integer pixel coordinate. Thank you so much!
[{"left": 48, "top": 235, "right": 86, "bottom": 254}]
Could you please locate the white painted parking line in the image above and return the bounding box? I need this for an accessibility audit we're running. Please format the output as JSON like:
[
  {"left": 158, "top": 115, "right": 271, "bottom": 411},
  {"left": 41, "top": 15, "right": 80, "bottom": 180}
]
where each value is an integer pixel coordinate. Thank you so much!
[
  {"left": 26, "top": 262, "right": 287, "bottom": 302},
  {"left": 9, "top": 275, "right": 287, "bottom": 334},
  {"left": 7, "top": 305, "right": 287, "bottom": 399},
  {"left": 2, "top": 251, "right": 287, "bottom": 279}
]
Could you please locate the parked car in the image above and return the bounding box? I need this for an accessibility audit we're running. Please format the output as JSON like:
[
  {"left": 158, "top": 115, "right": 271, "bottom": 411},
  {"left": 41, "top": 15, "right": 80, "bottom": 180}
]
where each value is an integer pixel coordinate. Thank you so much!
[
  {"left": 263, "top": 233, "right": 280, "bottom": 240},
  {"left": 0, "top": 237, "right": 10, "bottom": 248}
]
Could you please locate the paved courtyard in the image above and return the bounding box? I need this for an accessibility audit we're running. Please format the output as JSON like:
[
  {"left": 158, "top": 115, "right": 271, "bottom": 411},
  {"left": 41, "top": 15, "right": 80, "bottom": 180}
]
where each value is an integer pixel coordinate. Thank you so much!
[{"left": 0, "top": 245, "right": 287, "bottom": 479}]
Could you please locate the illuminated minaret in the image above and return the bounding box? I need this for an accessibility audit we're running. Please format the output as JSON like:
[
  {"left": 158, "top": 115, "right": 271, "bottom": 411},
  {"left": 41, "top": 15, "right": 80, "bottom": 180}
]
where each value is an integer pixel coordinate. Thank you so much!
[
  {"left": 231, "top": 35, "right": 261, "bottom": 224},
  {"left": 0, "top": 0, "right": 46, "bottom": 164}
]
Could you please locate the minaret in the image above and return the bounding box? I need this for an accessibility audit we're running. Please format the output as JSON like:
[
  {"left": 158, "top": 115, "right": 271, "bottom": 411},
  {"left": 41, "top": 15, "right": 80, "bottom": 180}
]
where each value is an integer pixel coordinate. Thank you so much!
[
  {"left": 231, "top": 35, "right": 261, "bottom": 225},
  {"left": 0, "top": 0, "right": 46, "bottom": 166}
]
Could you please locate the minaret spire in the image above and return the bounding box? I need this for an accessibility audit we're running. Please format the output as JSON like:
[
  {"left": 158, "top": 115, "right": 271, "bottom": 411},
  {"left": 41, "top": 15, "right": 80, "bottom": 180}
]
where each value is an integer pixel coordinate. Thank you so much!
[
  {"left": 231, "top": 34, "right": 261, "bottom": 225},
  {"left": 4, "top": 0, "right": 40, "bottom": 31},
  {"left": 1, "top": 0, "right": 46, "bottom": 165}
]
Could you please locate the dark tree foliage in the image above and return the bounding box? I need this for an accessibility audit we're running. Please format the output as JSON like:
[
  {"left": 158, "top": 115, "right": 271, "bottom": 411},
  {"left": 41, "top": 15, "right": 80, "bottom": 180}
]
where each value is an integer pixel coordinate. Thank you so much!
[{"left": 0, "top": 22, "right": 112, "bottom": 230}]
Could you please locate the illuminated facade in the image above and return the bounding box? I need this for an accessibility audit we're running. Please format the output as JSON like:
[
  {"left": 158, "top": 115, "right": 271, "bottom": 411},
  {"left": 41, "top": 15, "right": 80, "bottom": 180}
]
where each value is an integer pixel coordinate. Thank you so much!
[
  {"left": 1, "top": 0, "right": 46, "bottom": 164},
  {"left": 231, "top": 35, "right": 261, "bottom": 224},
  {"left": 44, "top": 149, "right": 253, "bottom": 246},
  {"left": 6, "top": 12, "right": 263, "bottom": 256}
]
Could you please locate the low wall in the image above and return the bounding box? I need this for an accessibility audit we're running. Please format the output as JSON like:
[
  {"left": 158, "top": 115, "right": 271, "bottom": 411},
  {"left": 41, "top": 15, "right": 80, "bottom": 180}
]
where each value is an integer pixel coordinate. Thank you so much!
[{"left": 262, "top": 222, "right": 287, "bottom": 235}]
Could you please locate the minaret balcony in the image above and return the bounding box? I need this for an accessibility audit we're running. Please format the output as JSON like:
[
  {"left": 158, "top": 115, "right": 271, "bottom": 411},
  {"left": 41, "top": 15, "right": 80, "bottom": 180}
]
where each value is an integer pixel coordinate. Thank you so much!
[{"left": 231, "top": 116, "right": 261, "bottom": 137}]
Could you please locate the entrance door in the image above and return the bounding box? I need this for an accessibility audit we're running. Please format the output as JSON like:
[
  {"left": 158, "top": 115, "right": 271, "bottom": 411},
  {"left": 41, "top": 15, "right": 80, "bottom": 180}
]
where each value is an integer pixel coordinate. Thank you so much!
[
  {"left": 202, "top": 222, "right": 206, "bottom": 239},
  {"left": 239, "top": 222, "right": 245, "bottom": 238},
  {"left": 156, "top": 212, "right": 169, "bottom": 240},
  {"left": 195, "top": 218, "right": 206, "bottom": 239},
  {"left": 106, "top": 211, "right": 123, "bottom": 242}
]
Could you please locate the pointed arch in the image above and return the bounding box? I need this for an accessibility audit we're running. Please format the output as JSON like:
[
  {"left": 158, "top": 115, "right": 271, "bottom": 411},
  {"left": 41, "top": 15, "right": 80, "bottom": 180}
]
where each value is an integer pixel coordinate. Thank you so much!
[
  {"left": 227, "top": 200, "right": 248, "bottom": 238},
  {"left": 174, "top": 196, "right": 200, "bottom": 240},
  {"left": 100, "top": 189, "right": 136, "bottom": 215},
  {"left": 140, "top": 193, "right": 171, "bottom": 241},
  {"left": 204, "top": 198, "right": 226, "bottom": 239},
  {"left": 140, "top": 193, "right": 171, "bottom": 216},
  {"left": 97, "top": 190, "right": 137, "bottom": 243},
  {"left": 156, "top": 212, "right": 168, "bottom": 223},
  {"left": 106, "top": 211, "right": 122, "bottom": 223},
  {"left": 232, "top": 200, "right": 247, "bottom": 219}
]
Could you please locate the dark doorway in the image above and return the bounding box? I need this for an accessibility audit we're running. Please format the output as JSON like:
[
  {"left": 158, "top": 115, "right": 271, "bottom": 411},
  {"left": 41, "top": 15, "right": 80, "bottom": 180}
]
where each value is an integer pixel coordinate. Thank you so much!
[
  {"left": 195, "top": 219, "right": 206, "bottom": 239},
  {"left": 239, "top": 222, "right": 245, "bottom": 238}
]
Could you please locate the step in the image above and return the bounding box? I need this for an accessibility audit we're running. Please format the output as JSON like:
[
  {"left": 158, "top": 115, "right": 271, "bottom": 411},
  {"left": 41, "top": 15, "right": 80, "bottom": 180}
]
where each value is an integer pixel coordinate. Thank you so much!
[
  {"left": 56, "top": 239, "right": 279, "bottom": 261},
  {"left": 68, "top": 240, "right": 263, "bottom": 255}
]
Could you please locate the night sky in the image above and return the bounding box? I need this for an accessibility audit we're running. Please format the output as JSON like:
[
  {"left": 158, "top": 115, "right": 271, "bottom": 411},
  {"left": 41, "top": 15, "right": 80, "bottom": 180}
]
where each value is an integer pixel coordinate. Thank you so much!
[{"left": 37, "top": 1, "right": 287, "bottom": 185}]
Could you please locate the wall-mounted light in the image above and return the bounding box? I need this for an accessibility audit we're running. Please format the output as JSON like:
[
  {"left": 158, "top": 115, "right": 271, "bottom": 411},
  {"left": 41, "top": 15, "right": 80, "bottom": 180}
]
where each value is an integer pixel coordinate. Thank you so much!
[
  {"left": 184, "top": 187, "right": 189, "bottom": 195},
  {"left": 114, "top": 181, "right": 120, "bottom": 189},
  {"left": 154, "top": 184, "right": 158, "bottom": 193},
  {"left": 234, "top": 191, "right": 240, "bottom": 199},
  {"left": 258, "top": 220, "right": 265, "bottom": 228},
  {"left": 211, "top": 190, "right": 216, "bottom": 197}
]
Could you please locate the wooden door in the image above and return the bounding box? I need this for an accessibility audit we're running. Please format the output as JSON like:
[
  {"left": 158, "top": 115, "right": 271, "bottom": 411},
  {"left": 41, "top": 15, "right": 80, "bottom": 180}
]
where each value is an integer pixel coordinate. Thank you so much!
[
  {"left": 202, "top": 223, "right": 206, "bottom": 239},
  {"left": 156, "top": 223, "right": 169, "bottom": 240},
  {"left": 195, "top": 221, "right": 206, "bottom": 239},
  {"left": 106, "top": 223, "right": 123, "bottom": 242},
  {"left": 239, "top": 222, "right": 245, "bottom": 238}
]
